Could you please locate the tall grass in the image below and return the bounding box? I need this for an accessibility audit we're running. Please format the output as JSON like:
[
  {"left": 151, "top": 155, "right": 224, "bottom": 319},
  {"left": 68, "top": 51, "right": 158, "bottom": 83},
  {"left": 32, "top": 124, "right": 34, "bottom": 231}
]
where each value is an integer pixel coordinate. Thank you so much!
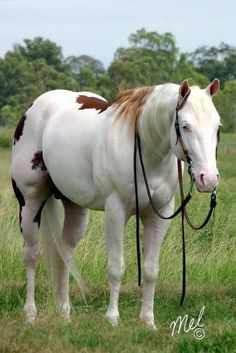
[{"left": 0, "top": 137, "right": 236, "bottom": 353}]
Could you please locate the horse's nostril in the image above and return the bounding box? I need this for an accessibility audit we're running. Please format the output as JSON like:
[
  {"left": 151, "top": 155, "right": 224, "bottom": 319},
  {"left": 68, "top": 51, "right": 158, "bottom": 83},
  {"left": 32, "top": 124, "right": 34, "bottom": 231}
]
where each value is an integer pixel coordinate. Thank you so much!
[{"left": 200, "top": 173, "right": 205, "bottom": 186}]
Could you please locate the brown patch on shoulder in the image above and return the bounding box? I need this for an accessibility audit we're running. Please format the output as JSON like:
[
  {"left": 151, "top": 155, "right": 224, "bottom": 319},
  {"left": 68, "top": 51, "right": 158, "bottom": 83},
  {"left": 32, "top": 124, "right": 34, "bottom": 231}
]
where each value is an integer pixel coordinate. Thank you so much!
[
  {"left": 31, "top": 151, "right": 47, "bottom": 171},
  {"left": 112, "top": 86, "right": 155, "bottom": 128},
  {"left": 76, "top": 95, "right": 110, "bottom": 114},
  {"left": 13, "top": 114, "right": 27, "bottom": 145}
]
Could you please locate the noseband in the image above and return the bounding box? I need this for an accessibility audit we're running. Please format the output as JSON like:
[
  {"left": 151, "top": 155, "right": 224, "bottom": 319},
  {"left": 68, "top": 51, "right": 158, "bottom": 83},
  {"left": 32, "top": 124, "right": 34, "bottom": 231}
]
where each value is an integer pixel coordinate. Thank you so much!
[{"left": 133, "top": 91, "right": 218, "bottom": 306}]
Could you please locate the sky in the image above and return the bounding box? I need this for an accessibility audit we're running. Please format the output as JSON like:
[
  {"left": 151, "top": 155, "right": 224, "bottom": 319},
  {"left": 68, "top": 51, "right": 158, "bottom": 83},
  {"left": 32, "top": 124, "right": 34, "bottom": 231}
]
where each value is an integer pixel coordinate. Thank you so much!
[{"left": 0, "top": 0, "right": 235, "bottom": 67}]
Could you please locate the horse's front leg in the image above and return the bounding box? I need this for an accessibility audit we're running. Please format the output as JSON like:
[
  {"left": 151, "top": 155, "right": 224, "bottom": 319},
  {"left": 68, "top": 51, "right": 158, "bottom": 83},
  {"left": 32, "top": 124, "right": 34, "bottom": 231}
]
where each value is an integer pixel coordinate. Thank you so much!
[
  {"left": 104, "top": 193, "right": 126, "bottom": 326},
  {"left": 140, "top": 197, "right": 174, "bottom": 330}
]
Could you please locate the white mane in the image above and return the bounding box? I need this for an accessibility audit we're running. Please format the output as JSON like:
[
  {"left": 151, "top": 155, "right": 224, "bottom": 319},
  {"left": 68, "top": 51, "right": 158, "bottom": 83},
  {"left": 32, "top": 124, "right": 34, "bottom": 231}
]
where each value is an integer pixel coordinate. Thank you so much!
[{"left": 139, "top": 83, "right": 179, "bottom": 154}]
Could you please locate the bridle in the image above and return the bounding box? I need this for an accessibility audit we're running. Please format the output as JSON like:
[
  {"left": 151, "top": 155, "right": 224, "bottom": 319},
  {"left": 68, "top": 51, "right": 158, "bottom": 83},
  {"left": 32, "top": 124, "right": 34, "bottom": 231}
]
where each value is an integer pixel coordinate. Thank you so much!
[
  {"left": 133, "top": 90, "right": 218, "bottom": 306},
  {"left": 175, "top": 90, "right": 218, "bottom": 231}
]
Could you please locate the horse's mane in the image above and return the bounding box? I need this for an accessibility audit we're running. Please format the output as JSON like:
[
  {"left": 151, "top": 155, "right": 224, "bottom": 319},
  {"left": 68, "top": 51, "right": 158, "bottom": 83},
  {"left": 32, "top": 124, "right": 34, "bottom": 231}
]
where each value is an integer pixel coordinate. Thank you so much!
[
  {"left": 111, "top": 84, "right": 218, "bottom": 141},
  {"left": 112, "top": 86, "right": 155, "bottom": 128}
]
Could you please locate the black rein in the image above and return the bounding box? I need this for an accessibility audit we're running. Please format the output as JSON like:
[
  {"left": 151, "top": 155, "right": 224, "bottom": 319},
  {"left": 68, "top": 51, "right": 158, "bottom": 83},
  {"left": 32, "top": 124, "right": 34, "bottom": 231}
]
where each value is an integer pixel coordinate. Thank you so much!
[{"left": 133, "top": 96, "right": 218, "bottom": 306}]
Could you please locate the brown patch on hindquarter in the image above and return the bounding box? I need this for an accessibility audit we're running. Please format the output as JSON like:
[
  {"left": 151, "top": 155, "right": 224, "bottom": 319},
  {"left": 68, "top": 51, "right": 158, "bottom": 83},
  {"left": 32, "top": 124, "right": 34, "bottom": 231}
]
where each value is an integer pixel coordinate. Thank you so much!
[
  {"left": 11, "top": 178, "right": 25, "bottom": 232},
  {"left": 31, "top": 151, "right": 47, "bottom": 171},
  {"left": 76, "top": 95, "right": 110, "bottom": 113},
  {"left": 13, "top": 114, "right": 27, "bottom": 145},
  {"left": 13, "top": 101, "right": 34, "bottom": 145},
  {"left": 112, "top": 86, "right": 155, "bottom": 128}
]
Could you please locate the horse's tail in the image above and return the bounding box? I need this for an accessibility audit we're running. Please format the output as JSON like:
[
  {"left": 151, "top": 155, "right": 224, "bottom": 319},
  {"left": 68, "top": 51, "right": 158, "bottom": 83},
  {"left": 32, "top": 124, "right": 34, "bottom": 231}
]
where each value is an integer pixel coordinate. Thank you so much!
[{"left": 40, "top": 196, "right": 87, "bottom": 301}]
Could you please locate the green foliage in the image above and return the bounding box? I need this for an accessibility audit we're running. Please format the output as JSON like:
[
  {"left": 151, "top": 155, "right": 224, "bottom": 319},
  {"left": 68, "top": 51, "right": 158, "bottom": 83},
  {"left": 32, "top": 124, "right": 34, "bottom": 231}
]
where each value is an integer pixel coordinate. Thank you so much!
[
  {"left": 65, "top": 54, "right": 105, "bottom": 75},
  {"left": 189, "top": 42, "right": 236, "bottom": 85},
  {"left": 0, "top": 126, "right": 13, "bottom": 147},
  {"left": 175, "top": 54, "right": 209, "bottom": 86},
  {"left": 0, "top": 30, "right": 236, "bottom": 131},
  {"left": 0, "top": 39, "right": 80, "bottom": 126},
  {"left": 110, "top": 28, "right": 179, "bottom": 89},
  {"left": 15, "top": 37, "right": 64, "bottom": 70}
]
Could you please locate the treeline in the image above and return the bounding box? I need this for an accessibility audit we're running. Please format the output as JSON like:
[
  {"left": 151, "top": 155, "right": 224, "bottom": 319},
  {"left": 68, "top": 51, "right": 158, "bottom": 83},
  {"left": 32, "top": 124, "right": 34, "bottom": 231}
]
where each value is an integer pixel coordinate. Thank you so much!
[{"left": 0, "top": 28, "right": 236, "bottom": 132}]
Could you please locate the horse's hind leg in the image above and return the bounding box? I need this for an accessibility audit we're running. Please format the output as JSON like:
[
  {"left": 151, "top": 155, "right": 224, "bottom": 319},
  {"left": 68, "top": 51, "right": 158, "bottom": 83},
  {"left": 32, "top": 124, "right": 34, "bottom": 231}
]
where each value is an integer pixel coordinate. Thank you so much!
[
  {"left": 12, "top": 179, "right": 52, "bottom": 323},
  {"left": 12, "top": 151, "right": 52, "bottom": 322},
  {"left": 22, "top": 200, "right": 47, "bottom": 322},
  {"left": 52, "top": 200, "right": 88, "bottom": 321}
]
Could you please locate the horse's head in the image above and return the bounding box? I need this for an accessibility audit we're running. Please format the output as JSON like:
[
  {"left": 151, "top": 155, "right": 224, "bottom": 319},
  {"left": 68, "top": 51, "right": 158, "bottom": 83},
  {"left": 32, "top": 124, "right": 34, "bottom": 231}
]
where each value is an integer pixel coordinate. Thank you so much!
[{"left": 170, "top": 79, "right": 221, "bottom": 192}]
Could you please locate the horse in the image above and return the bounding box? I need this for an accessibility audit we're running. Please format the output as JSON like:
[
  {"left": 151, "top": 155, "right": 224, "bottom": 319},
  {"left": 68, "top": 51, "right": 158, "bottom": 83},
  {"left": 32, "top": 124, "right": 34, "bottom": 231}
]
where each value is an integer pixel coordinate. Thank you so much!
[{"left": 11, "top": 79, "right": 221, "bottom": 328}]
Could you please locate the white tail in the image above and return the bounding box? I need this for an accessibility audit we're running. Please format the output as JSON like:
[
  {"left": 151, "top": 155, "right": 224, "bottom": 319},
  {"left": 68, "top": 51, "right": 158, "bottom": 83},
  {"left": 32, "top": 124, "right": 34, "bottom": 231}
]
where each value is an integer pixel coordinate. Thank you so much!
[{"left": 40, "top": 196, "right": 87, "bottom": 301}]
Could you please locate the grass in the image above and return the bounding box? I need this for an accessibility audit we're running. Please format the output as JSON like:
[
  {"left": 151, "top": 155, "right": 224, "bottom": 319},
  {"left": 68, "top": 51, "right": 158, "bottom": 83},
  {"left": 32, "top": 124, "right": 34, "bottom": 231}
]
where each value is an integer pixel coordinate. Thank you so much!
[
  {"left": 0, "top": 134, "right": 236, "bottom": 352},
  {"left": 0, "top": 126, "right": 13, "bottom": 148}
]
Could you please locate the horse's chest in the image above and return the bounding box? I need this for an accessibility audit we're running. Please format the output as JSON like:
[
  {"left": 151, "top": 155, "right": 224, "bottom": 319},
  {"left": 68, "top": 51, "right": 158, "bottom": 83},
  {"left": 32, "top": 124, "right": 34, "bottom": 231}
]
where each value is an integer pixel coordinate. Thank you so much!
[
  {"left": 130, "top": 172, "right": 177, "bottom": 214},
  {"left": 101, "top": 156, "right": 178, "bottom": 215}
]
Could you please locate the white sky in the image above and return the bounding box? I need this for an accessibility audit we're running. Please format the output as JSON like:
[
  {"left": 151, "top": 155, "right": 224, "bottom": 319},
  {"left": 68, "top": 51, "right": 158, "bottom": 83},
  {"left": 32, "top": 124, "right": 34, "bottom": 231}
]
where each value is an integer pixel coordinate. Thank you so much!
[{"left": 0, "top": 0, "right": 235, "bottom": 67}]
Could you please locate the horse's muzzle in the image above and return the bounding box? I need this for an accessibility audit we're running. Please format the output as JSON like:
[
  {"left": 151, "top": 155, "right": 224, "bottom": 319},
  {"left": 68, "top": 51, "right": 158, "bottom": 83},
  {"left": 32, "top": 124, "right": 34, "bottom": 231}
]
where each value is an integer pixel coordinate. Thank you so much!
[{"left": 195, "top": 171, "right": 220, "bottom": 193}]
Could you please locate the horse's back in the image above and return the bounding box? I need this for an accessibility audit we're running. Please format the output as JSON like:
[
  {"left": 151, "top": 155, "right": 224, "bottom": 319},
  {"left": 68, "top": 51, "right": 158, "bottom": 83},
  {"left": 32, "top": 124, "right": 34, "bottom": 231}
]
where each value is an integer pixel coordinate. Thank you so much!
[{"left": 13, "top": 89, "right": 106, "bottom": 148}]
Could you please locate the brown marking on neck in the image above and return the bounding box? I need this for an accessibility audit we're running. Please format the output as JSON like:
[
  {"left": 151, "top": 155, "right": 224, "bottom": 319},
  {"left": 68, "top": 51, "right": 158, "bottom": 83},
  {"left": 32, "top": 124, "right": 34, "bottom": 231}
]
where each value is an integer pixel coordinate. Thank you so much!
[
  {"left": 13, "top": 114, "right": 27, "bottom": 145},
  {"left": 112, "top": 86, "right": 155, "bottom": 128},
  {"left": 76, "top": 95, "right": 110, "bottom": 114}
]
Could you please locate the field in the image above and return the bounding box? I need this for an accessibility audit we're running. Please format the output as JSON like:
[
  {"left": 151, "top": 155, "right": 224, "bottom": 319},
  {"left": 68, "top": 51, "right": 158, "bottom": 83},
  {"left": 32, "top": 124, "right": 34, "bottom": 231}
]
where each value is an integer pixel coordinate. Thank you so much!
[{"left": 0, "top": 130, "right": 236, "bottom": 353}]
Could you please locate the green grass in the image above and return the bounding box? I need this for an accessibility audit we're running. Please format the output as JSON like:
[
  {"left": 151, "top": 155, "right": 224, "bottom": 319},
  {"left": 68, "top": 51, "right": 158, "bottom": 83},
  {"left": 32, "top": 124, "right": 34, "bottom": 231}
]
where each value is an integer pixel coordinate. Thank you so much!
[
  {"left": 0, "top": 135, "right": 236, "bottom": 353},
  {"left": 0, "top": 126, "right": 13, "bottom": 148}
]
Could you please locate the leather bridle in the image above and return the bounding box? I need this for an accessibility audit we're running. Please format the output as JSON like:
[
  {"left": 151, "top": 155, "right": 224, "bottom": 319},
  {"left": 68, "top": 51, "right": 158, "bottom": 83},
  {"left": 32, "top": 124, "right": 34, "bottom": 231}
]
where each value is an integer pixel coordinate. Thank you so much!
[{"left": 133, "top": 91, "right": 218, "bottom": 305}]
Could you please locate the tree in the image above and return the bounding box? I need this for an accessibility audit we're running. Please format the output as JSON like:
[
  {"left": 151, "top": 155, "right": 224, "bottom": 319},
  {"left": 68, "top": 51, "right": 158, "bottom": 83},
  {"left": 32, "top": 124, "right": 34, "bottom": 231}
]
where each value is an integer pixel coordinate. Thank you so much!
[
  {"left": 77, "top": 67, "right": 97, "bottom": 92},
  {"left": 214, "top": 80, "right": 236, "bottom": 132},
  {"left": 64, "top": 55, "right": 106, "bottom": 96},
  {"left": 0, "top": 44, "right": 79, "bottom": 126},
  {"left": 108, "top": 28, "right": 179, "bottom": 90},
  {"left": 65, "top": 55, "right": 105, "bottom": 76},
  {"left": 175, "top": 54, "right": 209, "bottom": 86},
  {"left": 15, "top": 37, "right": 65, "bottom": 71},
  {"left": 0, "top": 32, "right": 235, "bottom": 132},
  {"left": 189, "top": 43, "right": 236, "bottom": 86}
]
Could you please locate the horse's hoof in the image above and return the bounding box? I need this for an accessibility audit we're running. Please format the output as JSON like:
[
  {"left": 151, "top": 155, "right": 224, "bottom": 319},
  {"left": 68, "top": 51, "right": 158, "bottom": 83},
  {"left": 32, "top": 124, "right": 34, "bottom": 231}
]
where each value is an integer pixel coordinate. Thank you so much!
[
  {"left": 147, "top": 322, "right": 157, "bottom": 331},
  {"left": 24, "top": 304, "right": 37, "bottom": 324},
  {"left": 140, "top": 314, "right": 157, "bottom": 330},
  {"left": 58, "top": 302, "right": 71, "bottom": 323},
  {"left": 105, "top": 311, "right": 119, "bottom": 327}
]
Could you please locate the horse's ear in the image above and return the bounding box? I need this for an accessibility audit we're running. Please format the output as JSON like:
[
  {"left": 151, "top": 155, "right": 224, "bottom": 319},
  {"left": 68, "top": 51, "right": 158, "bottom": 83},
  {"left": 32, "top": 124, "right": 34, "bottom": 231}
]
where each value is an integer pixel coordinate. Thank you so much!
[
  {"left": 206, "top": 79, "right": 220, "bottom": 97},
  {"left": 178, "top": 80, "right": 190, "bottom": 108},
  {"left": 179, "top": 80, "right": 190, "bottom": 99}
]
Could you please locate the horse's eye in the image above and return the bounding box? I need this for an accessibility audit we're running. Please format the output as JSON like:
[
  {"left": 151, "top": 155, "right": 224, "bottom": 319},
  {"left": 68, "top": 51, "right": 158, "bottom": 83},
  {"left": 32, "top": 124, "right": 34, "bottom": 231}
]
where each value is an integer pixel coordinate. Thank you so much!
[{"left": 182, "top": 125, "right": 189, "bottom": 131}]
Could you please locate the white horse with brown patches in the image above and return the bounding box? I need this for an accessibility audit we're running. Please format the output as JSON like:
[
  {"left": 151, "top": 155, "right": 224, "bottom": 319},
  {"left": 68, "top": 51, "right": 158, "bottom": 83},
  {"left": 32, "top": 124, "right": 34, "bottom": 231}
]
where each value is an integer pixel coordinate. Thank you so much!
[{"left": 11, "top": 79, "right": 221, "bottom": 328}]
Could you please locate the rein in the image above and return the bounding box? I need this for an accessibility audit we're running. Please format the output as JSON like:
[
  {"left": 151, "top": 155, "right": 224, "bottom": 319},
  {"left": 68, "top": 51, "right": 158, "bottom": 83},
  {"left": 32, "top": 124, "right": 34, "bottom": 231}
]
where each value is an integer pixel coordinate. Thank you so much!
[{"left": 133, "top": 93, "right": 217, "bottom": 306}]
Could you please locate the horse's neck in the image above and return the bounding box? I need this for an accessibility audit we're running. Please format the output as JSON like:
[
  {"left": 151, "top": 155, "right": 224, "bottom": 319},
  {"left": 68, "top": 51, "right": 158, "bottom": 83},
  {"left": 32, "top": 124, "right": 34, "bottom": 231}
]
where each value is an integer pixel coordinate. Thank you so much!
[{"left": 138, "top": 86, "right": 177, "bottom": 164}]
